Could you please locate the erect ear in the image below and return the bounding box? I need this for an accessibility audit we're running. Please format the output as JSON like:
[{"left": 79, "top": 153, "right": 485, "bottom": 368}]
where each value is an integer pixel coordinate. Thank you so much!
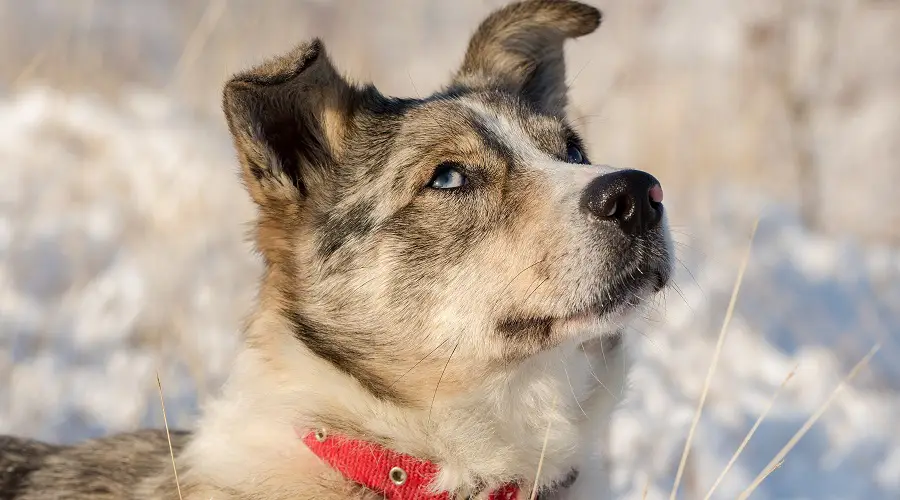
[
  {"left": 451, "top": 0, "right": 601, "bottom": 117},
  {"left": 222, "top": 39, "right": 359, "bottom": 207}
]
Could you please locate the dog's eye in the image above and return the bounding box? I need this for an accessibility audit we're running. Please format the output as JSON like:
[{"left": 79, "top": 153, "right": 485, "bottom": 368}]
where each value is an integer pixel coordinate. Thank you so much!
[
  {"left": 566, "top": 143, "right": 589, "bottom": 165},
  {"left": 428, "top": 162, "right": 468, "bottom": 190}
]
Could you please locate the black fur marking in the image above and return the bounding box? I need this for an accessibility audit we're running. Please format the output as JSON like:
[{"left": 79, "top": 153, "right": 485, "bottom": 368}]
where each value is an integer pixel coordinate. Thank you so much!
[
  {"left": 602, "top": 331, "right": 623, "bottom": 355},
  {"left": 558, "top": 468, "right": 579, "bottom": 489},
  {"left": 381, "top": 197, "right": 493, "bottom": 295},
  {"left": 317, "top": 199, "right": 377, "bottom": 258},
  {"left": 466, "top": 113, "right": 517, "bottom": 170},
  {"left": 256, "top": 114, "right": 312, "bottom": 194},
  {"left": 285, "top": 310, "right": 409, "bottom": 406},
  {"left": 535, "top": 468, "right": 579, "bottom": 499},
  {"left": 497, "top": 315, "right": 554, "bottom": 341}
]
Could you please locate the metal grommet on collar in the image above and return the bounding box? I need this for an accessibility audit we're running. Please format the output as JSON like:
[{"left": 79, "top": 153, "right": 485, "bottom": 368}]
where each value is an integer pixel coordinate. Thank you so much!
[
  {"left": 389, "top": 466, "right": 408, "bottom": 486},
  {"left": 314, "top": 429, "right": 327, "bottom": 442}
]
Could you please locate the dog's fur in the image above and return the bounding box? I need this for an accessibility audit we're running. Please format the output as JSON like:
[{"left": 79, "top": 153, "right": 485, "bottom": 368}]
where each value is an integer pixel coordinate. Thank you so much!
[{"left": 1, "top": 1, "right": 673, "bottom": 499}]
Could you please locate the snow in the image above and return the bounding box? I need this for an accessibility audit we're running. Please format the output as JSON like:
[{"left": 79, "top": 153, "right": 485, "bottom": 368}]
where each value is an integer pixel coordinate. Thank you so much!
[
  {"left": 0, "top": 86, "right": 257, "bottom": 442},
  {"left": 1, "top": 86, "right": 898, "bottom": 499}
]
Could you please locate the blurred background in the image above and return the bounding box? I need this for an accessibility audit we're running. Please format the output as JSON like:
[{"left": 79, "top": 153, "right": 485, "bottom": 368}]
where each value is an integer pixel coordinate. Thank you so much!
[{"left": 0, "top": 0, "right": 898, "bottom": 498}]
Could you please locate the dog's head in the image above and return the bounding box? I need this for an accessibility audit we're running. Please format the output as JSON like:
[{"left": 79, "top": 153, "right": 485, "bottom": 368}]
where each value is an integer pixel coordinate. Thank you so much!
[{"left": 223, "top": 0, "right": 672, "bottom": 405}]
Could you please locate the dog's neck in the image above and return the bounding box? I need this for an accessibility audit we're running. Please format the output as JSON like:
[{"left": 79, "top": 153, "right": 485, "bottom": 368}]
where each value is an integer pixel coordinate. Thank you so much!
[{"left": 179, "top": 311, "right": 627, "bottom": 498}]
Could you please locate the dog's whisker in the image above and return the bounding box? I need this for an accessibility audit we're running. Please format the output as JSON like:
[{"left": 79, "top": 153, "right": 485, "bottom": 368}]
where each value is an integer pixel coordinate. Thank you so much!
[
  {"left": 546, "top": 56, "right": 594, "bottom": 114},
  {"left": 668, "top": 282, "right": 693, "bottom": 312},
  {"left": 523, "top": 277, "right": 550, "bottom": 305},
  {"left": 599, "top": 334, "right": 609, "bottom": 371},
  {"left": 568, "top": 113, "right": 605, "bottom": 126},
  {"left": 628, "top": 326, "right": 661, "bottom": 352},
  {"left": 675, "top": 257, "right": 702, "bottom": 289},
  {"left": 428, "top": 340, "right": 459, "bottom": 425},
  {"left": 559, "top": 352, "right": 589, "bottom": 417},
  {"left": 499, "top": 258, "right": 548, "bottom": 297},
  {"left": 387, "top": 337, "right": 453, "bottom": 391},
  {"left": 486, "top": 257, "right": 550, "bottom": 318},
  {"left": 670, "top": 238, "right": 695, "bottom": 248},
  {"left": 582, "top": 346, "right": 619, "bottom": 402},
  {"left": 407, "top": 70, "right": 453, "bottom": 135}
]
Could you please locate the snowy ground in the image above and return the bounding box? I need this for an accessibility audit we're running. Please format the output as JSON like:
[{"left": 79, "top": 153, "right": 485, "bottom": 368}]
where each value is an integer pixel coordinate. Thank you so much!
[{"left": 1, "top": 87, "right": 898, "bottom": 500}]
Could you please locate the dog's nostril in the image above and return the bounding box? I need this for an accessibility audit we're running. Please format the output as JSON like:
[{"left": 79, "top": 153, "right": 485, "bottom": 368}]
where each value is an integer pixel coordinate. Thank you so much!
[
  {"left": 596, "top": 193, "right": 630, "bottom": 221},
  {"left": 581, "top": 169, "right": 663, "bottom": 236},
  {"left": 603, "top": 200, "right": 618, "bottom": 218}
]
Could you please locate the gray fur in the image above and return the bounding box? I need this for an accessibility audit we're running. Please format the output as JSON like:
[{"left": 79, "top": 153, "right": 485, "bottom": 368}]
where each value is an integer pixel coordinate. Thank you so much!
[{"left": 1, "top": 430, "right": 188, "bottom": 499}]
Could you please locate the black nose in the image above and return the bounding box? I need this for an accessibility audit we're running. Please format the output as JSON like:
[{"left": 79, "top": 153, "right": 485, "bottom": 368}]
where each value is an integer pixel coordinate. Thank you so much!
[{"left": 581, "top": 169, "right": 664, "bottom": 235}]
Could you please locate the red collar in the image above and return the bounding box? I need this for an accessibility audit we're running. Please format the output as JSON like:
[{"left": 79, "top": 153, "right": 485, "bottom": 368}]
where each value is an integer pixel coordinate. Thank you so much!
[{"left": 300, "top": 429, "right": 521, "bottom": 499}]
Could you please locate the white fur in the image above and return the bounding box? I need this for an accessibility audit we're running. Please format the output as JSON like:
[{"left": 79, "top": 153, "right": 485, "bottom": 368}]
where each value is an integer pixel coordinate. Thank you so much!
[{"left": 179, "top": 305, "right": 648, "bottom": 499}]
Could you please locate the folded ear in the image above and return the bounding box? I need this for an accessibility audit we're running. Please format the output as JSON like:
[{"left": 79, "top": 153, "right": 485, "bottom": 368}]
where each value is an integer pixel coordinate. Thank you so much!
[
  {"left": 451, "top": 0, "right": 601, "bottom": 117},
  {"left": 222, "top": 39, "right": 359, "bottom": 207}
]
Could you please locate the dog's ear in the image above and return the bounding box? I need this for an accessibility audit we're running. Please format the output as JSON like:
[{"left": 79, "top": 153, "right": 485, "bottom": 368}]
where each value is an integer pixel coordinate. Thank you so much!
[
  {"left": 223, "top": 39, "right": 358, "bottom": 207},
  {"left": 451, "top": 0, "right": 601, "bottom": 117}
]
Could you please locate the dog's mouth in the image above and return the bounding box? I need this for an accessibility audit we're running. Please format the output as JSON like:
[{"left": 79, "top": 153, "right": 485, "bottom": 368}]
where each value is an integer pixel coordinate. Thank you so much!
[
  {"left": 589, "top": 264, "right": 669, "bottom": 316},
  {"left": 561, "top": 264, "right": 668, "bottom": 326},
  {"left": 497, "top": 263, "right": 670, "bottom": 344}
]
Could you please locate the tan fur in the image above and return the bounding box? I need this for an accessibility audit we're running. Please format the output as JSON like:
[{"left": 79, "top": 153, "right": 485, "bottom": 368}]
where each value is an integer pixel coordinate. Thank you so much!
[{"left": 1, "top": 2, "right": 672, "bottom": 499}]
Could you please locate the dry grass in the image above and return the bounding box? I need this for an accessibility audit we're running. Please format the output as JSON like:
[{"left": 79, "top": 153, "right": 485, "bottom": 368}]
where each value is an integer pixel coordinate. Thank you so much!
[
  {"left": 702, "top": 364, "right": 798, "bottom": 500},
  {"left": 736, "top": 344, "right": 881, "bottom": 500},
  {"left": 669, "top": 218, "right": 760, "bottom": 500},
  {"left": 156, "top": 372, "right": 184, "bottom": 500},
  {"left": 530, "top": 395, "right": 558, "bottom": 500}
]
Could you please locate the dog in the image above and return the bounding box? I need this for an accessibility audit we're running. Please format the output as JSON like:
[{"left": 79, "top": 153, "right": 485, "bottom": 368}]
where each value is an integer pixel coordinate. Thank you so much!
[{"left": 0, "top": 1, "right": 672, "bottom": 498}]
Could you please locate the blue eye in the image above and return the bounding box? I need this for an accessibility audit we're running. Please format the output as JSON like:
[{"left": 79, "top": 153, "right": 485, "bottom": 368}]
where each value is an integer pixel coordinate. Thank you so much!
[
  {"left": 429, "top": 163, "right": 468, "bottom": 189},
  {"left": 566, "top": 143, "right": 588, "bottom": 164}
]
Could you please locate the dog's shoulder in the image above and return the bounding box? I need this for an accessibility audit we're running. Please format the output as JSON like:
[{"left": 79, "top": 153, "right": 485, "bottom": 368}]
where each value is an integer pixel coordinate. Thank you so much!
[{"left": 1, "top": 429, "right": 190, "bottom": 500}]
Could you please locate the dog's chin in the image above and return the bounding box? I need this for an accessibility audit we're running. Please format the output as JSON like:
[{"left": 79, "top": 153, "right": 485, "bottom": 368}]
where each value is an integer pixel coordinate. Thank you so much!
[
  {"left": 554, "top": 266, "right": 670, "bottom": 340},
  {"left": 497, "top": 264, "right": 670, "bottom": 359}
]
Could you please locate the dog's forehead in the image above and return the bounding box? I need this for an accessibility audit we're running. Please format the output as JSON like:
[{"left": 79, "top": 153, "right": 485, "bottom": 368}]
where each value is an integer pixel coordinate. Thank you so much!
[
  {"left": 393, "top": 92, "right": 566, "bottom": 157},
  {"left": 457, "top": 97, "right": 558, "bottom": 160}
]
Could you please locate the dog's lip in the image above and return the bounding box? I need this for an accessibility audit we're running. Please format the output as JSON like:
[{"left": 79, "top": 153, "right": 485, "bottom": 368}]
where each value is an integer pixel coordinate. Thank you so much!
[
  {"left": 498, "top": 264, "right": 670, "bottom": 336},
  {"left": 558, "top": 266, "right": 669, "bottom": 324}
]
